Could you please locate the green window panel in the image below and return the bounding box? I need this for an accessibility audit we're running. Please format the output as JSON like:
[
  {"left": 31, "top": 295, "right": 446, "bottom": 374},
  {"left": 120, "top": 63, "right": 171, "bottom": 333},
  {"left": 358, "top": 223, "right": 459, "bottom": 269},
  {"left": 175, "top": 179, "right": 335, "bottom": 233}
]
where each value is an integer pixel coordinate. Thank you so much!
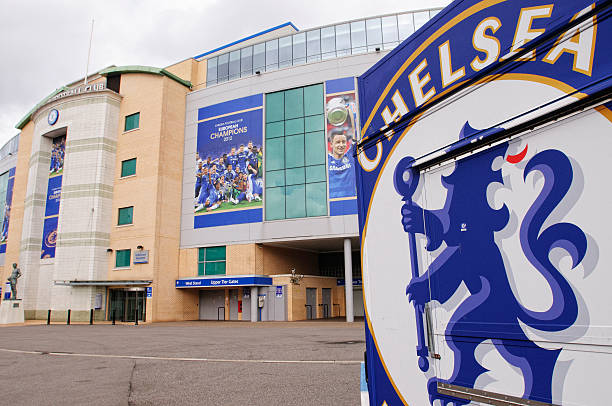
[
  {"left": 124, "top": 113, "right": 140, "bottom": 132},
  {"left": 284, "top": 88, "right": 304, "bottom": 119},
  {"left": 205, "top": 246, "right": 226, "bottom": 261},
  {"left": 285, "top": 184, "right": 306, "bottom": 218},
  {"left": 205, "top": 261, "right": 226, "bottom": 275},
  {"left": 306, "top": 182, "right": 327, "bottom": 217},
  {"left": 118, "top": 206, "right": 133, "bottom": 225},
  {"left": 266, "top": 92, "right": 284, "bottom": 122},
  {"left": 305, "top": 131, "right": 325, "bottom": 166},
  {"left": 304, "top": 115, "right": 324, "bottom": 132},
  {"left": 266, "top": 187, "right": 285, "bottom": 220},
  {"left": 285, "top": 167, "right": 305, "bottom": 186},
  {"left": 285, "top": 134, "right": 304, "bottom": 168},
  {"left": 285, "top": 118, "right": 304, "bottom": 135},
  {"left": 115, "top": 249, "right": 131, "bottom": 268},
  {"left": 266, "top": 138, "right": 285, "bottom": 171},
  {"left": 266, "top": 122, "right": 284, "bottom": 139},
  {"left": 198, "top": 262, "right": 205, "bottom": 276},
  {"left": 266, "top": 170, "right": 285, "bottom": 187},
  {"left": 305, "top": 165, "right": 326, "bottom": 183},
  {"left": 198, "top": 247, "right": 205, "bottom": 261},
  {"left": 304, "top": 84, "right": 324, "bottom": 116},
  {"left": 121, "top": 158, "right": 137, "bottom": 177}
]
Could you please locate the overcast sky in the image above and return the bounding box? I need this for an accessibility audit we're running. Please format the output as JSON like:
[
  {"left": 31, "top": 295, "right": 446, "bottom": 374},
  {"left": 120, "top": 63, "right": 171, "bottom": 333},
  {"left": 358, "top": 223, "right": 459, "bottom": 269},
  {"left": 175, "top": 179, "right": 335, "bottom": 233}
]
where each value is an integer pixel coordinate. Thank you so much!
[{"left": 0, "top": 0, "right": 450, "bottom": 147}]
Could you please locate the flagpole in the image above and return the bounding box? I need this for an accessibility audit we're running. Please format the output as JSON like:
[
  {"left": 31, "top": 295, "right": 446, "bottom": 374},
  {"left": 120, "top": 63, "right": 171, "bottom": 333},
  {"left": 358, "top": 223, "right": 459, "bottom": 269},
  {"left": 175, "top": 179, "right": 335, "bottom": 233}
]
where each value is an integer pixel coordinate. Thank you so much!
[{"left": 84, "top": 19, "right": 94, "bottom": 85}]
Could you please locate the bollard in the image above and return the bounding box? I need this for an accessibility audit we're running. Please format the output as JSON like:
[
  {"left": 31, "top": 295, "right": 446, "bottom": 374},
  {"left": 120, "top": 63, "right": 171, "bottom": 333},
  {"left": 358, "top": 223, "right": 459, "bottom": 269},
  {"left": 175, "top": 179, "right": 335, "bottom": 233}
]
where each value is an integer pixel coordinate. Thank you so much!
[
  {"left": 112, "top": 309, "right": 116, "bottom": 325},
  {"left": 47, "top": 309, "right": 51, "bottom": 325},
  {"left": 67, "top": 309, "right": 71, "bottom": 325},
  {"left": 89, "top": 309, "right": 94, "bottom": 325}
]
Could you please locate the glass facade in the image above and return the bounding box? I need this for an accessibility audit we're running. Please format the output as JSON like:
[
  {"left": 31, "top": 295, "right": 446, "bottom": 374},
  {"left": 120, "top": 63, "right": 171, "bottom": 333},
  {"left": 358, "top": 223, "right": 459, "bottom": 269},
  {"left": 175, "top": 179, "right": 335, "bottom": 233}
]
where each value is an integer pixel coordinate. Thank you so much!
[
  {"left": 198, "top": 246, "right": 226, "bottom": 275},
  {"left": 205, "top": 9, "right": 441, "bottom": 86},
  {"left": 265, "top": 84, "right": 327, "bottom": 220}
]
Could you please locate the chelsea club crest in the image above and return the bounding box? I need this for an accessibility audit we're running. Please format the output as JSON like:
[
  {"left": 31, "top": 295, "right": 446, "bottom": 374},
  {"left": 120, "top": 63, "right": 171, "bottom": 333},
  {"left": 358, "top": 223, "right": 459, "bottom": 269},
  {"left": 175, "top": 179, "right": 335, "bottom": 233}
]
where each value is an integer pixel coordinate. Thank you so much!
[{"left": 48, "top": 109, "right": 59, "bottom": 126}]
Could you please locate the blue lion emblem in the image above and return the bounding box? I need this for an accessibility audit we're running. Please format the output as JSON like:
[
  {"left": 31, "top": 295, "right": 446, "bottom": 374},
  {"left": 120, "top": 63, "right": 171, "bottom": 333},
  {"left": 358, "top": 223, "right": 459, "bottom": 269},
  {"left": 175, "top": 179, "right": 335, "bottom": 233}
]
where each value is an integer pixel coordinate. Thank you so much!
[{"left": 394, "top": 122, "right": 588, "bottom": 405}]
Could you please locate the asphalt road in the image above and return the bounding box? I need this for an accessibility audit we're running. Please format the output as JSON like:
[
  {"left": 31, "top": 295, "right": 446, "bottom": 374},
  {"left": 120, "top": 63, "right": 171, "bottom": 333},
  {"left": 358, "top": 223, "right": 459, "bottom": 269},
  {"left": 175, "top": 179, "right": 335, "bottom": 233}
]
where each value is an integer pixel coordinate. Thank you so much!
[{"left": 0, "top": 320, "right": 365, "bottom": 405}]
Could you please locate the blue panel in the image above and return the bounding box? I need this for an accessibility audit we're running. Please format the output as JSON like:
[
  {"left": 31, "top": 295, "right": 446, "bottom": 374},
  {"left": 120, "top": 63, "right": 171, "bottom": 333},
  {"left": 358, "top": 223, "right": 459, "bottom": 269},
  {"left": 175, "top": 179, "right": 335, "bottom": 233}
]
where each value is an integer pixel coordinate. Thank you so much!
[
  {"left": 330, "top": 198, "right": 358, "bottom": 216},
  {"left": 41, "top": 216, "right": 58, "bottom": 259},
  {"left": 8, "top": 167, "right": 15, "bottom": 177},
  {"left": 325, "top": 77, "right": 355, "bottom": 94},
  {"left": 0, "top": 244, "right": 6, "bottom": 254},
  {"left": 336, "top": 278, "right": 362, "bottom": 286},
  {"left": 1, "top": 171, "right": 15, "bottom": 246},
  {"left": 44, "top": 175, "right": 62, "bottom": 217},
  {"left": 176, "top": 276, "right": 273, "bottom": 288},
  {"left": 198, "top": 94, "right": 263, "bottom": 121},
  {"left": 194, "top": 208, "right": 262, "bottom": 228}
]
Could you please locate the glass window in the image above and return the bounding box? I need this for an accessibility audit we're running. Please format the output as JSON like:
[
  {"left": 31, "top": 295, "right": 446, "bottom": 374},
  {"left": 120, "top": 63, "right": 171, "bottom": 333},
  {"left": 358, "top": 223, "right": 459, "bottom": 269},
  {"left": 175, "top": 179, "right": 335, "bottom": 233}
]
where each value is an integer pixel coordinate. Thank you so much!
[
  {"left": 279, "top": 36, "right": 292, "bottom": 68},
  {"left": 266, "top": 92, "right": 284, "bottom": 122},
  {"left": 398, "top": 13, "right": 415, "bottom": 41},
  {"left": 306, "top": 182, "right": 327, "bottom": 217},
  {"left": 366, "top": 18, "right": 383, "bottom": 51},
  {"left": 285, "top": 134, "right": 305, "bottom": 168},
  {"left": 305, "top": 131, "right": 325, "bottom": 165},
  {"left": 430, "top": 9, "right": 441, "bottom": 18},
  {"left": 118, "top": 206, "right": 133, "bottom": 225},
  {"left": 304, "top": 84, "right": 323, "bottom": 116},
  {"left": 206, "top": 57, "right": 218, "bottom": 86},
  {"left": 304, "top": 114, "right": 324, "bottom": 132},
  {"left": 121, "top": 158, "right": 136, "bottom": 177},
  {"left": 266, "top": 138, "right": 285, "bottom": 171},
  {"left": 198, "top": 246, "right": 226, "bottom": 276},
  {"left": 285, "top": 118, "right": 304, "bottom": 135},
  {"left": 115, "top": 249, "right": 131, "bottom": 268},
  {"left": 382, "top": 15, "right": 399, "bottom": 49},
  {"left": 285, "top": 184, "right": 306, "bottom": 218},
  {"left": 229, "top": 50, "right": 240, "bottom": 80},
  {"left": 265, "top": 85, "right": 327, "bottom": 221},
  {"left": 414, "top": 11, "right": 430, "bottom": 30},
  {"left": 306, "top": 29, "right": 321, "bottom": 63},
  {"left": 266, "top": 121, "right": 284, "bottom": 139},
  {"left": 350, "top": 20, "right": 367, "bottom": 54},
  {"left": 321, "top": 26, "right": 336, "bottom": 60},
  {"left": 240, "top": 46, "right": 253, "bottom": 77},
  {"left": 266, "top": 39, "right": 279, "bottom": 71},
  {"left": 265, "top": 187, "right": 285, "bottom": 220},
  {"left": 253, "top": 43, "right": 266, "bottom": 73},
  {"left": 335, "top": 23, "right": 351, "bottom": 56},
  {"left": 292, "top": 33, "right": 306, "bottom": 65},
  {"left": 217, "top": 53, "right": 229, "bottom": 83},
  {"left": 284, "top": 88, "right": 304, "bottom": 120},
  {"left": 124, "top": 113, "right": 140, "bottom": 132}
]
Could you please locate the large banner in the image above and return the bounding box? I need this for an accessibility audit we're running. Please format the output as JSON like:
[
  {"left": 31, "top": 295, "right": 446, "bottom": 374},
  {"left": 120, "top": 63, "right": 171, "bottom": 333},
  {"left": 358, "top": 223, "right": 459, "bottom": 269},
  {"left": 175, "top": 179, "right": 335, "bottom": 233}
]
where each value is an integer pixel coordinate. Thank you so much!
[
  {"left": 41, "top": 135, "right": 65, "bottom": 258},
  {"left": 194, "top": 94, "right": 263, "bottom": 228},
  {"left": 325, "top": 77, "right": 359, "bottom": 216},
  {"left": 0, "top": 167, "right": 15, "bottom": 254}
]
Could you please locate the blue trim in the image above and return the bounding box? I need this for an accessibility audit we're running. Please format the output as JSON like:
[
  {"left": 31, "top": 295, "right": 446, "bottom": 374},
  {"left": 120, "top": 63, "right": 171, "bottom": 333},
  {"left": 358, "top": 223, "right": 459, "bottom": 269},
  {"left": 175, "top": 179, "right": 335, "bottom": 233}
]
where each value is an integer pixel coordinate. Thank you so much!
[
  {"left": 325, "top": 77, "right": 355, "bottom": 94},
  {"left": 194, "top": 208, "right": 262, "bottom": 228},
  {"left": 176, "top": 276, "right": 273, "bottom": 288},
  {"left": 197, "top": 94, "right": 263, "bottom": 121},
  {"left": 330, "top": 198, "right": 358, "bottom": 216},
  {"left": 194, "top": 22, "right": 299, "bottom": 60}
]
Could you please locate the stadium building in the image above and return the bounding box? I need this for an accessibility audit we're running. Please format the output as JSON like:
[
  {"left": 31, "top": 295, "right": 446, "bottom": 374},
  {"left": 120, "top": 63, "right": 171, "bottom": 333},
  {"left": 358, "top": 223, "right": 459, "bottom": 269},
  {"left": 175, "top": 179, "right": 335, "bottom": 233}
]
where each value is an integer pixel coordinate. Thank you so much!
[{"left": 0, "top": 8, "right": 441, "bottom": 322}]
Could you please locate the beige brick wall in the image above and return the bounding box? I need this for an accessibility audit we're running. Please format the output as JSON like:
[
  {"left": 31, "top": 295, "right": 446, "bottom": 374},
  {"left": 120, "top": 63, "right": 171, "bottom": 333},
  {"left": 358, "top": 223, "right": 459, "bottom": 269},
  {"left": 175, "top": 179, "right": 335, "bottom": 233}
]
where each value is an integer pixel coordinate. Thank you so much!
[{"left": 262, "top": 245, "right": 318, "bottom": 276}]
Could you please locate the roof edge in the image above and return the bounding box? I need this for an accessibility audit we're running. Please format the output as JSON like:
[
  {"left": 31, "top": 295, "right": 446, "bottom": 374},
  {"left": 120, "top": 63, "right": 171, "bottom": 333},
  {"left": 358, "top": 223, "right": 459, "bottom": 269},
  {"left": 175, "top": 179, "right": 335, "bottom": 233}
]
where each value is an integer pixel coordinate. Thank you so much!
[
  {"left": 15, "top": 86, "right": 69, "bottom": 130},
  {"left": 99, "top": 65, "right": 192, "bottom": 88}
]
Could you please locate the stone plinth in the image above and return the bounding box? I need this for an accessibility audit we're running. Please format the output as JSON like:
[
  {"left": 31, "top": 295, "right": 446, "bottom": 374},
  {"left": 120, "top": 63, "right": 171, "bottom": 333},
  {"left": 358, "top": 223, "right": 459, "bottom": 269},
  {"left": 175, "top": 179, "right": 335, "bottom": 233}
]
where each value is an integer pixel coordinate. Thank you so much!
[{"left": 0, "top": 299, "right": 25, "bottom": 324}]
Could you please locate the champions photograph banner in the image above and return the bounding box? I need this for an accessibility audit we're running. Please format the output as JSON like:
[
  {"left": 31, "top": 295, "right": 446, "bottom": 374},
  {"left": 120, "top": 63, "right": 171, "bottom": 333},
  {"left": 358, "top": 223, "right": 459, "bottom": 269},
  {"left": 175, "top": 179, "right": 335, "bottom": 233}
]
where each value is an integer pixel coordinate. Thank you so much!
[
  {"left": 41, "top": 135, "right": 65, "bottom": 258},
  {"left": 325, "top": 77, "right": 359, "bottom": 216},
  {"left": 0, "top": 167, "right": 15, "bottom": 254},
  {"left": 194, "top": 94, "right": 264, "bottom": 229}
]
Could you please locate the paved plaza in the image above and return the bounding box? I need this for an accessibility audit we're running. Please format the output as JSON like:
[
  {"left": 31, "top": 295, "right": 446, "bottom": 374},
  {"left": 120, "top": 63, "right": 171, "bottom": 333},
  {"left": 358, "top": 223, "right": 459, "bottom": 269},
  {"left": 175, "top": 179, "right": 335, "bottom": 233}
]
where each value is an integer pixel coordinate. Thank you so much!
[{"left": 0, "top": 320, "right": 365, "bottom": 405}]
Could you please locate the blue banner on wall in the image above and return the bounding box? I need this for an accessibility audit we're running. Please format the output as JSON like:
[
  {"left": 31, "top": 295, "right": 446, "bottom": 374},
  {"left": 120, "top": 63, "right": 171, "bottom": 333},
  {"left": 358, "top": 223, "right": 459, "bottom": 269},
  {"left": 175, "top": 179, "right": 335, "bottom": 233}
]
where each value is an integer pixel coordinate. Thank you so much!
[
  {"left": 41, "top": 136, "right": 65, "bottom": 258},
  {"left": 0, "top": 167, "right": 15, "bottom": 254},
  {"left": 325, "top": 78, "right": 359, "bottom": 216},
  {"left": 194, "top": 94, "right": 264, "bottom": 229}
]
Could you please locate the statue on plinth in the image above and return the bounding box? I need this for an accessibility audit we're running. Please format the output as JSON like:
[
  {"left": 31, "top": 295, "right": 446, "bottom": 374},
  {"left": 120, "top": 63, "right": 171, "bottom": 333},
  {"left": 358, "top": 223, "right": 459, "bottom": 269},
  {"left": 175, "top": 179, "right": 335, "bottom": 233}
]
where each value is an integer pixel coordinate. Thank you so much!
[{"left": 7, "top": 263, "right": 21, "bottom": 300}]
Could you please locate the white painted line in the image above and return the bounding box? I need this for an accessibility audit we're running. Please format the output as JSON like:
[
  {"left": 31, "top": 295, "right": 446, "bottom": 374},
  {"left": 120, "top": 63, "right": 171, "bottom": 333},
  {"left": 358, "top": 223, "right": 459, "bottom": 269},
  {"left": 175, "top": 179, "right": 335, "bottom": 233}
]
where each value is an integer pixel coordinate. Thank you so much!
[{"left": 0, "top": 348, "right": 361, "bottom": 365}]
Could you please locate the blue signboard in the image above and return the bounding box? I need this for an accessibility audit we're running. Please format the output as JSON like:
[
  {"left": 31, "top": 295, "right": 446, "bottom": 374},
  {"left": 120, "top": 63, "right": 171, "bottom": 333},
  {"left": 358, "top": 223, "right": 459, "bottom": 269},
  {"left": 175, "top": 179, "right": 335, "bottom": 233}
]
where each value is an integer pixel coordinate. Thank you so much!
[
  {"left": 336, "top": 278, "right": 363, "bottom": 286},
  {"left": 194, "top": 94, "right": 264, "bottom": 229},
  {"left": 41, "top": 136, "right": 65, "bottom": 258},
  {"left": 146, "top": 287, "right": 152, "bottom": 298},
  {"left": 175, "top": 276, "right": 273, "bottom": 288},
  {"left": 276, "top": 286, "right": 283, "bottom": 297},
  {"left": 0, "top": 167, "right": 15, "bottom": 254},
  {"left": 326, "top": 78, "right": 359, "bottom": 216}
]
